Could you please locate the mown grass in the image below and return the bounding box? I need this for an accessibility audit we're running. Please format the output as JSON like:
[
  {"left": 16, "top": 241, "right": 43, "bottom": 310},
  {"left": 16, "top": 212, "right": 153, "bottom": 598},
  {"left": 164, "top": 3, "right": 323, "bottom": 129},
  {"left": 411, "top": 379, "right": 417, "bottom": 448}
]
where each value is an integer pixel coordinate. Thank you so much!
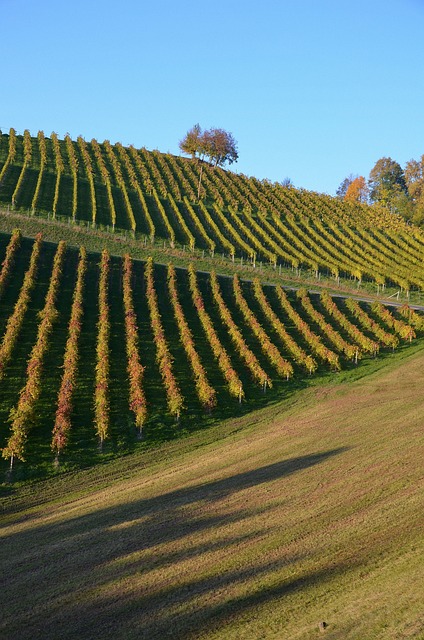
[{"left": 0, "top": 342, "right": 423, "bottom": 639}]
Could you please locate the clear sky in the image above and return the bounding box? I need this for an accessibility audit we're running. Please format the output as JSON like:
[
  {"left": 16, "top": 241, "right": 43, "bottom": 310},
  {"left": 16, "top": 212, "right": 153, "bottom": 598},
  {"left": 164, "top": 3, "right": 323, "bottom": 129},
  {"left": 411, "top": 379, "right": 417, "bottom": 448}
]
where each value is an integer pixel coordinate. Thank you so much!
[{"left": 1, "top": 0, "right": 424, "bottom": 195}]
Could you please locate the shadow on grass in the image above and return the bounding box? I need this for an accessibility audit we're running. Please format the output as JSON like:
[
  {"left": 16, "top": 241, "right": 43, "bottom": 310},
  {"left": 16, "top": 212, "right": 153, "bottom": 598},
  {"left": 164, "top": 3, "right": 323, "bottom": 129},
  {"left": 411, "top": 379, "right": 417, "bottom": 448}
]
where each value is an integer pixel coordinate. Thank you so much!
[{"left": 0, "top": 448, "right": 348, "bottom": 639}]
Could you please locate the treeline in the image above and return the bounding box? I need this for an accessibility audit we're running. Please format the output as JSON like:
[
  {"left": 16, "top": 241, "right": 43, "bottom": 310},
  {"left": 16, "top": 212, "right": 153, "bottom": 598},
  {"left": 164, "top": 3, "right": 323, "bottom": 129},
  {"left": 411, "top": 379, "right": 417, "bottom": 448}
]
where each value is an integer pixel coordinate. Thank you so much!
[{"left": 337, "top": 155, "right": 424, "bottom": 225}]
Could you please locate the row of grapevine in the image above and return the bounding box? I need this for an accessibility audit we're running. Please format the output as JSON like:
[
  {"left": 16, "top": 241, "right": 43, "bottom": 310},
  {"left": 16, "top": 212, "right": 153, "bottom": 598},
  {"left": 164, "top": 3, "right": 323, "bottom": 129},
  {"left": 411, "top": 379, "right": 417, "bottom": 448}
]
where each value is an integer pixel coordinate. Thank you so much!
[
  {"left": 1, "top": 240, "right": 66, "bottom": 467},
  {"left": 103, "top": 140, "right": 137, "bottom": 231},
  {"left": 0, "top": 228, "right": 21, "bottom": 299},
  {"left": 0, "top": 233, "right": 43, "bottom": 379},
  {"left": 77, "top": 136, "right": 97, "bottom": 223},
  {"left": 151, "top": 187, "right": 175, "bottom": 247},
  {"left": 275, "top": 286, "right": 341, "bottom": 370},
  {"left": 94, "top": 249, "right": 111, "bottom": 446},
  {"left": 320, "top": 290, "right": 378, "bottom": 355},
  {"left": 145, "top": 257, "right": 184, "bottom": 418},
  {"left": 51, "top": 132, "right": 63, "bottom": 217},
  {"left": 11, "top": 130, "right": 32, "bottom": 206},
  {"left": 344, "top": 298, "right": 399, "bottom": 349},
  {"left": 122, "top": 254, "right": 147, "bottom": 434},
  {"left": 116, "top": 143, "right": 155, "bottom": 239},
  {"left": 197, "top": 199, "right": 233, "bottom": 256},
  {"left": 51, "top": 247, "right": 87, "bottom": 457},
  {"left": 167, "top": 192, "right": 195, "bottom": 250},
  {"left": 209, "top": 271, "right": 272, "bottom": 389},
  {"left": 0, "top": 127, "right": 17, "bottom": 184},
  {"left": 65, "top": 134, "right": 79, "bottom": 219},
  {"left": 187, "top": 264, "right": 244, "bottom": 401},
  {"left": 232, "top": 274, "right": 293, "bottom": 378},
  {"left": 252, "top": 278, "right": 317, "bottom": 373},
  {"left": 296, "top": 288, "right": 359, "bottom": 361},
  {"left": 91, "top": 138, "right": 117, "bottom": 227},
  {"left": 181, "top": 196, "right": 215, "bottom": 254},
  {"left": 31, "top": 131, "right": 47, "bottom": 212},
  {"left": 167, "top": 264, "right": 217, "bottom": 410}
]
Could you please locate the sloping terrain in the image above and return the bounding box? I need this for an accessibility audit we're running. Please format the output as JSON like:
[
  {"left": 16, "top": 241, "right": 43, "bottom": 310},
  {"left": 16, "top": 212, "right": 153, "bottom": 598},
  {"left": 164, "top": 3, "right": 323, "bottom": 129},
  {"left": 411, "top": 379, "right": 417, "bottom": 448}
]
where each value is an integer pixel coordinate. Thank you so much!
[
  {"left": 2, "top": 129, "right": 424, "bottom": 293},
  {"left": 0, "top": 230, "right": 422, "bottom": 479},
  {"left": 1, "top": 344, "right": 423, "bottom": 639}
]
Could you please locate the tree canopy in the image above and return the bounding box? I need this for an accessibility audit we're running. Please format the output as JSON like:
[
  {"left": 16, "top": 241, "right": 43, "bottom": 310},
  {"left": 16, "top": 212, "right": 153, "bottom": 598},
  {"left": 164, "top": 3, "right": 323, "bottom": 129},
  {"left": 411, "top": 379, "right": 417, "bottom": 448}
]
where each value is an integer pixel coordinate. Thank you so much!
[
  {"left": 336, "top": 174, "right": 356, "bottom": 199},
  {"left": 368, "top": 157, "right": 407, "bottom": 205},
  {"left": 344, "top": 176, "right": 369, "bottom": 203},
  {"left": 179, "top": 125, "right": 238, "bottom": 168}
]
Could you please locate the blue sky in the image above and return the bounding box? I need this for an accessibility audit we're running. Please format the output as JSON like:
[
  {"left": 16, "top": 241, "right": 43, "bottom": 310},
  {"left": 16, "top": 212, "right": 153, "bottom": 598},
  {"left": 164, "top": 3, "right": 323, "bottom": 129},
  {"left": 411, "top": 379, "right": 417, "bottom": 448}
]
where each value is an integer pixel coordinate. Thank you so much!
[{"left": 1, "top": 0, "right": 424, "bottom": 195}]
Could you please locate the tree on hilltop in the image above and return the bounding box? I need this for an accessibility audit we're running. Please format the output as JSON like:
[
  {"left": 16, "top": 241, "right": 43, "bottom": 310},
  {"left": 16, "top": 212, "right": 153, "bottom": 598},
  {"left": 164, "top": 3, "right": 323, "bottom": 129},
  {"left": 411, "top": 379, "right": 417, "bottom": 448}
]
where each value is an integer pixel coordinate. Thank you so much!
[
  {"left": 179, "top": 124, "right": 238, "bottom": 199},
  {"left": 344, "top": 176, "right": 369, "bottom": 203},
  {"left": 201, "top": 128, "right": 238, "bottom": 168},
  {"left": 336, "top": 174, "right": 356, "bottom": 199},
  {"left": 405, "top": 155, "right": 424, "bottom": 225},
  {"left": 368, "top": 157, "right": 407, "bottom": 206},
  {"left": 179, "top": 125, "right": 238, "bottom": 168},
  {"left": 179, "top": 123, "right": 203, "bottom": 160}
]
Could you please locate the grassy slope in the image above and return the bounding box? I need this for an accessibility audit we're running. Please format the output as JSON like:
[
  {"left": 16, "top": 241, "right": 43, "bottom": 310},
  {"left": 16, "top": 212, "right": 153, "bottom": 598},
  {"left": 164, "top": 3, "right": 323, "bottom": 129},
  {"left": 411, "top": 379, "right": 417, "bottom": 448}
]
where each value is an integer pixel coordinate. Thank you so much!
[{"left": 1, "top": 344, "right": 423, "bottom": 639}]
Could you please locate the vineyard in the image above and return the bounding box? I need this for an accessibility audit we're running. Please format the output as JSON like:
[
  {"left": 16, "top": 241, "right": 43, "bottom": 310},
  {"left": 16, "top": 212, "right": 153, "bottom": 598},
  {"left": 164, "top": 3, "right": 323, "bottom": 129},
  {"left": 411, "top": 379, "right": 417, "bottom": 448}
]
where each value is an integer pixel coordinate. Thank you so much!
[
  {"left": 2, "top": 128, "right": 424, "bottom": 294},
  {"left": 1, "top": 126, "right": 424, "bottom": 640},
  {"left": 0, "top": 229, "right": 422, "bottom": 479}
]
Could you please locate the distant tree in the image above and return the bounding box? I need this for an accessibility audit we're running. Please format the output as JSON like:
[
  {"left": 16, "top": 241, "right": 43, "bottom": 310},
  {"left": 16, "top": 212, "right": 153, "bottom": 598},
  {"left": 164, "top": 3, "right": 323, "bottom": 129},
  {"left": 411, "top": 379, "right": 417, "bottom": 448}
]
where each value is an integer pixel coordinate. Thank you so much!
[
  {"left": 280, "top": 177, "right": 293, "bottom": 188},
  {"left": 180, "top": 125, "right": 238, "bottom": 199},
  {"left": 179, "top": 125, "right": 238, "bottom": 168},
  {"left": 405, "top": 155, "right": 424, "bottom": 203},
  {"left": 368, "top": 157, "right": 407, "bottom": 206},
  {"left": 336, "top": 174, "right": 356, "bottom": 199},
  {"left": 344, "top": 176, "right": 369, "bottom": 203},
  {"left": 201, "top": 128, "right": 238, "bottom": 168},
  {"left": 179, "top": 123, "right": 203, "bottom": 160}
]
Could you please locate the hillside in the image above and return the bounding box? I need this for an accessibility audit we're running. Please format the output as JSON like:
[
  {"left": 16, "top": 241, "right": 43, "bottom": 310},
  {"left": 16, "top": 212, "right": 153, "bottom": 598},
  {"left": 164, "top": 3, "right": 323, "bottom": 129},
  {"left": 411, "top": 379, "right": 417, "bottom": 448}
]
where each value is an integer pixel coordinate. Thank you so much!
[
  {"left": 0, "top": 229, "right": 422, "bottom": 480},
  {"left": 1, "top": 126, "right": 424, "bottom": 638},
  {"left": 2, "top": 128, "right": 424, "bottom": 294},
  {"left": 1, "top": 344, "right": 423, "bottom": 639}
]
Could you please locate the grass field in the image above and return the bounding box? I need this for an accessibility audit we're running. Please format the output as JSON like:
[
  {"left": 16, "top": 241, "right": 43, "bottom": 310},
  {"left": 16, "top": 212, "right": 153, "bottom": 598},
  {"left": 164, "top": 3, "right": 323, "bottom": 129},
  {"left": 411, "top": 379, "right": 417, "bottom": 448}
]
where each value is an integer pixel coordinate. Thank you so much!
[{"left": 1, "top": 341, "right": 423, "bottom": 639}]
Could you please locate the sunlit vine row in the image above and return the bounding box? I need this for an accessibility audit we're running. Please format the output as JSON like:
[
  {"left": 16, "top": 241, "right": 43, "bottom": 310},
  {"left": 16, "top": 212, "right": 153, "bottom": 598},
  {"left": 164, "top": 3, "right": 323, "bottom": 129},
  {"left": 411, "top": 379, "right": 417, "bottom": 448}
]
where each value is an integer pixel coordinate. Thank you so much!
[
  {"left": 91, "top": 138, "right": 116, "bottom": 227},
  {"left": 0, "top": 233, "right": 42, "bottom": 379},
  {"left": 51, "top": 247, "right": 87, "bottom": 457},
  {"left": 145, "top": 257, "right": 184, "bottom": 418},
  {"left": 103, "top": 140, "right": 137, "bottom": 231},
  {"left": 0, "top": 127, "right": 17, "bottom": 184},
  {"left": 320, "top": 290, "right": 378, "bottom": 355},
  {"left": 115, "top": 143, "right": 155, "bottom": 239},
  {"left": 31, "top": 131, "right": 47, "bottom": 212},
  {"left": 122, "top": 254, "right": 147, "bottom": 434},
  {"left": 252, "top": 278, "right": 317, "bottom": 373},
  {"left": 168, "top": 264, "right": 216, "bottom": 410},
  {"left": 65, "top": 135, "right": 79, "bottom": 219},
  {"left": 94, "top": 249, "right": 111, "bottom": 445},
  {"left": 77, "top": 136, "right": 97, "bottom": 223},
  {"left": 0, "top": 228, "right": 21, "bottom": 299},
  {"left": 275, "top": 286, "right": 341, "bottom": 370},
  {"left": 232, "top": 274, "right": 292, "bottom": 378},
  {"left": 11, "top": 129, "right": 32, "bottom": 207},
  {"left": 296, "top": 288, "right": 359, "bottom": 361},
  {"left": 51, "top": 132, "right": 63, "bottom": 217},
  {"left": 2, "top": 241, "right": 66, "bottom": 467},
  {"left": 187, "top": 264, "right": 243, "bottom": 401},
  {"left": 209, "top": 271, "right": 272, "bottom": 389},
  {"left": 344, "top": 298, "right": 399, "bottom": 349}
]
